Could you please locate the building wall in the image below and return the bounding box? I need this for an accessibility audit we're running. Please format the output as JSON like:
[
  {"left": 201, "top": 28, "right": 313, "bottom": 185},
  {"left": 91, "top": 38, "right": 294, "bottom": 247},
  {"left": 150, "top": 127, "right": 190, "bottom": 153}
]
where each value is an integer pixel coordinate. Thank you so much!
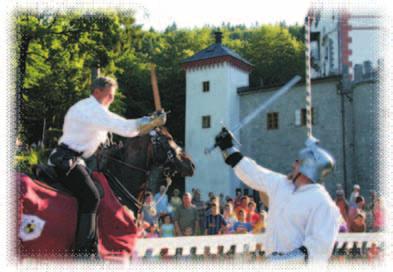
[
  {"left": 310, "top": 12, "right": 381, "bottom": 80},
  {"left": 184, "top": 62, "right": 249, "bottom": 199},
  {"left": 238, "top": 77, "right": 378, "bottom": 198},
  {"left": 184, "top": 63, "right": 378, "bottom": 200},
  {"left": 239, "top": 78, "right": 347, "bottom": 195},
  {"left": 351, "top": 80, "right": 379, "bottom": 196},
  {"left": 310, "top": 11, "right": 340, "bottom": 78}
]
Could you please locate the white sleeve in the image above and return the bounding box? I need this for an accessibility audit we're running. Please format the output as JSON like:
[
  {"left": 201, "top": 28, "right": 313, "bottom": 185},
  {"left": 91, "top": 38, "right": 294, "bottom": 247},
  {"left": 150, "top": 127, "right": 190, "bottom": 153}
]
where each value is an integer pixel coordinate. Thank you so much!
[
  {"left": 76, "top": 104, "right": 140, "bottom": 138},
  {"left": 303, "top": 202, "right": 340, "bottom": 262},
  {"left": 233, "top": 156, "right": 289, "bottom": 198}
]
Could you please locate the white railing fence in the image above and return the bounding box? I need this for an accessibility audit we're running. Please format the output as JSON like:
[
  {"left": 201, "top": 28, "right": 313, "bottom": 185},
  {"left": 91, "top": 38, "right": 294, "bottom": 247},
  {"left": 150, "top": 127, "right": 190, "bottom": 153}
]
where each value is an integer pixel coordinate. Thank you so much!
[{"left": 134, "top": 233, "right": 385, "bottom": 257}]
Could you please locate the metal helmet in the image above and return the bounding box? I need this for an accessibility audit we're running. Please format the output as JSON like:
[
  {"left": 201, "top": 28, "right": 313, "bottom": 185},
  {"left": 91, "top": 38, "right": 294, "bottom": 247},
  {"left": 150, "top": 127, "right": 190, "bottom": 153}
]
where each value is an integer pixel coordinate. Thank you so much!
[{"left": 298, "top": 136, "right": 335, "bottom": 183}]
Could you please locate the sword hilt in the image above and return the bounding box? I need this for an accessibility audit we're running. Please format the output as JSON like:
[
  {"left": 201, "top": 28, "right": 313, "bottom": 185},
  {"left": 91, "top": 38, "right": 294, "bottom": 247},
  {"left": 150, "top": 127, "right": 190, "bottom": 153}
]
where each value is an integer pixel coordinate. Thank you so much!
[
  {"left": 204, "top": 126, "right": 240, "bottom": 155},
  {"left": 226, "top": 127, "right": 241, "bottom": 146}
]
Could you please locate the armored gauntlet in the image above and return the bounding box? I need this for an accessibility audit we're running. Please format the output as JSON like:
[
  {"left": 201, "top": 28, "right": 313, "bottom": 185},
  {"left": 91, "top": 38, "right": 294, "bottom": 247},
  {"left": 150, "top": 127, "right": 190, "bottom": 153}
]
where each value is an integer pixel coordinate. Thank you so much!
[{"left": 137, "top": 110, "right": 167, "bottom": 135}]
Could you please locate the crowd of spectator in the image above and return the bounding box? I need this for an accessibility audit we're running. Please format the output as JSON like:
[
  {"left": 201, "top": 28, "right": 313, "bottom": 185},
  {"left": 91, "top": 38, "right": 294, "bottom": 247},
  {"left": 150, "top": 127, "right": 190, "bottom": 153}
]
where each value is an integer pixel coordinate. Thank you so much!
[
  {"left": 137, "top": 183, "right": 383, "bottom": 239},
  {"left": 138, "top": 187, "right": 268, "bottom": 238},
  {"left": 334, "top": 184, "right": 384, "bottom": 234}
]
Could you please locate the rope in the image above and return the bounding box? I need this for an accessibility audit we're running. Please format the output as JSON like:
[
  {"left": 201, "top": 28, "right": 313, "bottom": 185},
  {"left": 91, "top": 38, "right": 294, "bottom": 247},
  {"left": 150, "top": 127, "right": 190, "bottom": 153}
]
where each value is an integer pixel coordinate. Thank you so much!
[{"left": 305, "top": 16, "right": 313, "bottom": 138}]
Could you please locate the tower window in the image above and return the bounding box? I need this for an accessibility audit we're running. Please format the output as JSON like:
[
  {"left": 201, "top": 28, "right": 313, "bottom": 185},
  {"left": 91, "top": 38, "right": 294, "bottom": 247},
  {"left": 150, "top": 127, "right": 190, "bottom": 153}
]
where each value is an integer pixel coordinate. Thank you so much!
[
  {"left": 267, "top": 112, "right": 279, "bottom": 130},
  {"left": 202, "top": 115, "right": 211, "bottom": 128},
  {"left": 203, "top": 81, "right": 210, "bottom": 92}
]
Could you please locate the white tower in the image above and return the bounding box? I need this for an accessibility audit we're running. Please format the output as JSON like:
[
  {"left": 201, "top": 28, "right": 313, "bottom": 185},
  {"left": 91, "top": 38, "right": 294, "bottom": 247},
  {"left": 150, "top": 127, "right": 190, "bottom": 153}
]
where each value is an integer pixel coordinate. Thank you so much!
[{"left": 181, "top": 32, "right": 253, "bottom": 200}]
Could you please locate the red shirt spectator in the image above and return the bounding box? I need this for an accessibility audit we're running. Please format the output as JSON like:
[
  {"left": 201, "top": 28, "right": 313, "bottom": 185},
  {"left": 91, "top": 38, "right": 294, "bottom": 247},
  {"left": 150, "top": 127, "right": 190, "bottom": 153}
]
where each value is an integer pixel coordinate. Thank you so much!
[
  {"left": 235, "top": 195, "right": 249, "bottom": 220},
  {"left": 246, "top": 201, "right": 260, "bottom": 226}
]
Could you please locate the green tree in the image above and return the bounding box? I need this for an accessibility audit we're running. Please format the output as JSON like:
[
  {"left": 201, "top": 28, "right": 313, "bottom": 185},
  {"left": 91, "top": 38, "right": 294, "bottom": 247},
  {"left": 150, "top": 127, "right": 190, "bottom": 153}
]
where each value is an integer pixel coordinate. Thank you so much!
[
  {"left": 16, "top": 12, "right": 137, "bottom": 145},
  {"left": 241, "top": 25, "right": 305, "bottom": 86}
]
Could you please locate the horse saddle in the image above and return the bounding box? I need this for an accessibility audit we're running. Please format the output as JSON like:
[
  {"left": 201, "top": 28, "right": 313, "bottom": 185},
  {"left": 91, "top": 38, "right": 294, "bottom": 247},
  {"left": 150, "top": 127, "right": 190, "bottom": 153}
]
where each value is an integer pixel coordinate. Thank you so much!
[{"left": 32, "top": 164, "right": 104, "bottom": 199}]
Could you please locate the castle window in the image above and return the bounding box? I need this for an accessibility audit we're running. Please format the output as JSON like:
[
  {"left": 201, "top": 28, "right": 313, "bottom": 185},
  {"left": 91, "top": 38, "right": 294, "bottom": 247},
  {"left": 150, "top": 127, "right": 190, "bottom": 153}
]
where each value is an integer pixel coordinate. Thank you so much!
[
  {"left": 300, "top": 108, "right": 315, "bottom": 126},
  {"left": 203, "top": 81, "right": 210, "bottom": 92},
  {"left": 202, "top": 115, "right": 211, "bottom": 128},
  {"left": 267, "top": 112, "right": 279, "bottom": 130}
]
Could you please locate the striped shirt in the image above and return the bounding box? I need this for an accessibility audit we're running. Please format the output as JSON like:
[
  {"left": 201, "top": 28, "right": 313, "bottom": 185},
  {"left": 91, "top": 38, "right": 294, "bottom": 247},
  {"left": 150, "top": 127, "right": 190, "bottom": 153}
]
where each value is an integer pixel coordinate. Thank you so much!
[{"left": 205, "top": 214, "right": 227, "bottom": 235}]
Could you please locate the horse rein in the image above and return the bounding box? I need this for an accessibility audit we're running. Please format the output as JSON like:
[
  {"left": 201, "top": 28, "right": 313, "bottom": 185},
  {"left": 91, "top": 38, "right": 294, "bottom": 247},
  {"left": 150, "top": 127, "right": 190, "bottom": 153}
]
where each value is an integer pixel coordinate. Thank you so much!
[
  {"left": 101, "top": 154, "right": 150, "bottom": 175},
  {"left": 100, "top": 139, "right": 153, "bottom": 215},
  {"left": 99, "top": 132, "right": 177, "bottom": 219}
]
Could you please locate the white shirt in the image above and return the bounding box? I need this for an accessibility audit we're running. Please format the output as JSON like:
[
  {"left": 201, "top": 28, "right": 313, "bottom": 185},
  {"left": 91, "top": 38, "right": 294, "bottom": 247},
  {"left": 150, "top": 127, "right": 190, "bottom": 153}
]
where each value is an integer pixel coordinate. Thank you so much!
[
  {"left": 58, "top": 96, "right": 139, "bottom": 158},
  {"left": 234, "top": 157, "right": 340, "bottom": 262}
]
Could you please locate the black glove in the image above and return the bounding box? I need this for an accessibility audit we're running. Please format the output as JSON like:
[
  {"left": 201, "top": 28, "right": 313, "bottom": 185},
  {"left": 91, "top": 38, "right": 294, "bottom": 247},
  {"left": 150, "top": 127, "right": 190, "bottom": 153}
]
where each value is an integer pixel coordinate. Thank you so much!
[
  {"left": 215, "top": 127, "right": 243, "bottom": 168},
  {"left": 215, "top": 127, "right": 234, "bottom": 150}
]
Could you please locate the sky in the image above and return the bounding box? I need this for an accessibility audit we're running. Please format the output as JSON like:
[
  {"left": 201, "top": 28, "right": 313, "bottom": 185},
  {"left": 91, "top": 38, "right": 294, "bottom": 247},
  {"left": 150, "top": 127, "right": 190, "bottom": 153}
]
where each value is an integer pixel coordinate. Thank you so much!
[{"left": 132, "top": 0, "right": 312, "bottom": 31}]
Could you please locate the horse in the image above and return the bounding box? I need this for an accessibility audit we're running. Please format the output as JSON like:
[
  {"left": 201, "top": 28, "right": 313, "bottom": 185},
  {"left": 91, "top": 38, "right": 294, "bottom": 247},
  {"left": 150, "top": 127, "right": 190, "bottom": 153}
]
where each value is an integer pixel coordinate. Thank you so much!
[
  {"left": 17, "top": 127, "right": 195, "bottom": 260},
  {"left": 96, "top": 127, "right": 195, "bottom": 213}
]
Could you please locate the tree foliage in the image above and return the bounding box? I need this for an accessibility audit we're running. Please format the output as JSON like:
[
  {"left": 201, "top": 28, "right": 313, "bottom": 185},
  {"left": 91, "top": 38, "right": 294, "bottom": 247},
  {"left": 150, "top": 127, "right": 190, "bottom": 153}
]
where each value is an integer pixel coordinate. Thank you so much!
[{"left": 16, "top": 12, "right": 306, "bottom": 147}]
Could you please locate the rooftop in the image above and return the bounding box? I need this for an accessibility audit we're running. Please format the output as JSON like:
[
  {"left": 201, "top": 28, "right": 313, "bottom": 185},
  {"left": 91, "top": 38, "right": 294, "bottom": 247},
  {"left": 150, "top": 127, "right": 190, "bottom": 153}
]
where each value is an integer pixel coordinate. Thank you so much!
[
  {"left": 237, "top": 75, "right": 342, "bottom": 95},
  {"left": 181, "top": 31, "right": 253, "bottom": 71}
]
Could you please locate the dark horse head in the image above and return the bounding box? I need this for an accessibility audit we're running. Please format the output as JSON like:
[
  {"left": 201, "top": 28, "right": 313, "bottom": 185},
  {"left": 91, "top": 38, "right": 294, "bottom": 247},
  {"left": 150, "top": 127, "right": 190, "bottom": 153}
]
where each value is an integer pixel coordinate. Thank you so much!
[{"left": 96, "top": 127, "right": 195, "bottom": 212}]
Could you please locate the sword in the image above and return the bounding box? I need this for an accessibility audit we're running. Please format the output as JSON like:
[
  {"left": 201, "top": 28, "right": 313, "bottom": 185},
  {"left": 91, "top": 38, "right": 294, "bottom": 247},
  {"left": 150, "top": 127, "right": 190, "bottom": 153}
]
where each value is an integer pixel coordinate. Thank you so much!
[
  {"left": 204, "top": 75, "right": 301, "bottom": 154},
  {"left": 150, "top": 64, "right": 162, "bottom": 111}
]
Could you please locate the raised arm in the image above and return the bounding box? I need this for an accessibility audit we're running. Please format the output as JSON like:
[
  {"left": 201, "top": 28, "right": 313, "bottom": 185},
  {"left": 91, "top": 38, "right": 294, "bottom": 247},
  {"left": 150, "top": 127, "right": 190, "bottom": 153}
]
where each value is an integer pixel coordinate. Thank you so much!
[
  {"left": 72, "top": 101, "right": 166, "bottom": 137},
  {"left": 234, "top": 157, "right": 287, "bottom": 199},
  {"left": 215, "top": 127, "right": 287, "bottom": 198}
]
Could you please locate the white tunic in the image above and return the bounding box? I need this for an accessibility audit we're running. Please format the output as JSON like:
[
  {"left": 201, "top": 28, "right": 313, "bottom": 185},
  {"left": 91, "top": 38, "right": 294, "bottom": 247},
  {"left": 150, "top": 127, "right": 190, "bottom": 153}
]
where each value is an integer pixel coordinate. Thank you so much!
[
  {"left": 234, "top": 157, "right": 340, "bottom": 262},
  {"left": 58, "top": 96, "right": 139, "bottom": 158}
]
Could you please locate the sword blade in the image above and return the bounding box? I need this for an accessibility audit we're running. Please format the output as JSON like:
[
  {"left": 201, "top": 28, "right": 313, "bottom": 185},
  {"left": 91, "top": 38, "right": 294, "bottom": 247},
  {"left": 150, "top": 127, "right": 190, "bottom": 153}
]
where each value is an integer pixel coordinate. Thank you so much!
[
  {"left": 232, "top": 75, "right": 301, "bottom": 133},
  {"left": 204, "top": 75, "right": 301, "bottom": 155}
]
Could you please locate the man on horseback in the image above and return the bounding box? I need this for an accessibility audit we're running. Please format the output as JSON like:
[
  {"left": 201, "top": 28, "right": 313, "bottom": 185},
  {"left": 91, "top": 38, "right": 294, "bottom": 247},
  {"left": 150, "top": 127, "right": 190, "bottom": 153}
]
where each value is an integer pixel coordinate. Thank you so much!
[
  {"left": 48, "top": 76, "right": 167, "bottom": 257},
  {"left": 214, "top": 128, "right": 341, "bottom": 263}
]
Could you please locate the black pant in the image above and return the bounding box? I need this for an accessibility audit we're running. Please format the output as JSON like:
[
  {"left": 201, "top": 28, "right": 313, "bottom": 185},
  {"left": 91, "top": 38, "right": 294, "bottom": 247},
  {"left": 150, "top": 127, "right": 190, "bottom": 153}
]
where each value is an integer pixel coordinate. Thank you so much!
[
  {"left": 61, "top": 164, "right": 101, "bottom": 213},
  {"left": 59, "top": 164, "right": 101, "bottom": 255}
]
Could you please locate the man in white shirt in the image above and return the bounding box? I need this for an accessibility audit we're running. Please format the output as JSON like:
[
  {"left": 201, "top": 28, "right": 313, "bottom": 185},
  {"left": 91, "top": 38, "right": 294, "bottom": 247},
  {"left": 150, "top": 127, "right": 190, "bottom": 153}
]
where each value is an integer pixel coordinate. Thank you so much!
[
  {"left": 214, "top": 128, "right": 340, "bottom": 263},
  {"left": 48, "top": 76, "right": 166, "bottom": 257}
]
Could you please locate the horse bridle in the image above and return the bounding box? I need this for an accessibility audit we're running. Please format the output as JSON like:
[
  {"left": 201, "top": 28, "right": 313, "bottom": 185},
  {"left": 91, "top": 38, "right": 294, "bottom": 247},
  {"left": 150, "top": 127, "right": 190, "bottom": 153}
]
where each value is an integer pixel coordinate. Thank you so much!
[
  {"left": 150, "top": 130, "right": 179, "bottom": 177},
  {"left": 99, "top": 130, "right": 179, "bottom": 212}
]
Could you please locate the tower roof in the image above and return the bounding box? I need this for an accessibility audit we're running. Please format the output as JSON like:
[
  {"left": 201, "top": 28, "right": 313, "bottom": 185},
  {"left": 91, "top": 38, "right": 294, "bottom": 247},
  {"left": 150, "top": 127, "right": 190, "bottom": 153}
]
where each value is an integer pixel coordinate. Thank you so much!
[{"left": 181, "top": 31, "right": 253, "bottom": 72}]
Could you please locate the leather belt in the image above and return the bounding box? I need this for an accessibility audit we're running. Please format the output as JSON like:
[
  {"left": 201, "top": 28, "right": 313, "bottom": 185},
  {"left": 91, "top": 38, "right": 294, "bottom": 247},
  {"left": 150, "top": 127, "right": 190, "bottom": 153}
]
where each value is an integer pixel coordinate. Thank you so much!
[{"left": 58, "top": 143, "right": 83, "bottom": 157}]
